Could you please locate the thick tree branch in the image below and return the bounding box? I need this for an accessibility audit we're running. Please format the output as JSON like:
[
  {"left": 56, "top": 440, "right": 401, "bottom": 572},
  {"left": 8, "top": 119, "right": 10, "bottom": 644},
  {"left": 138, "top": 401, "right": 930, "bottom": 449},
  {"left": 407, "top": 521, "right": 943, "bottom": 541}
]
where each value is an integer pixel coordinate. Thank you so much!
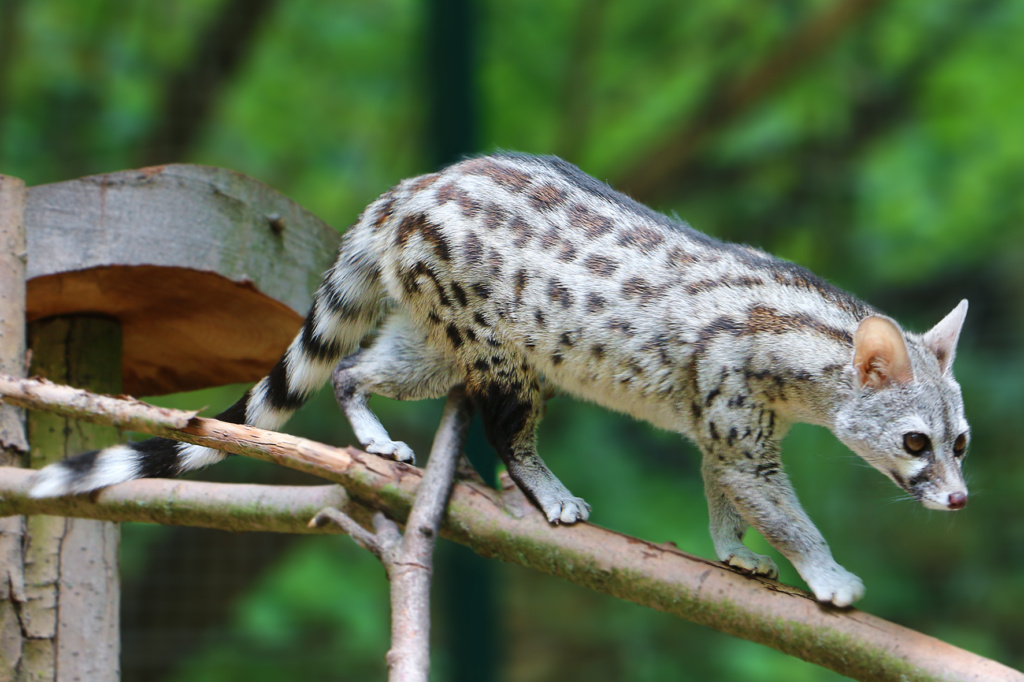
[{"left": 0, "top": 374, "right": 1019, "bottom": 682}]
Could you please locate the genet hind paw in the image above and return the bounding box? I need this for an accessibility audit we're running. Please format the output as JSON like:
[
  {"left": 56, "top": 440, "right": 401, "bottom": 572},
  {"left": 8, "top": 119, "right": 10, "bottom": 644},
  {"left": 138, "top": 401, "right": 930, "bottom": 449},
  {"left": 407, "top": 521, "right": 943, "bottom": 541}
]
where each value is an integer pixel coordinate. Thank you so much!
[
  {"left": 540, "top": 495, "right": 591, "bottom": 525},
  {"left": 364, "top": 439, "right": 416, "bottom": 464}
]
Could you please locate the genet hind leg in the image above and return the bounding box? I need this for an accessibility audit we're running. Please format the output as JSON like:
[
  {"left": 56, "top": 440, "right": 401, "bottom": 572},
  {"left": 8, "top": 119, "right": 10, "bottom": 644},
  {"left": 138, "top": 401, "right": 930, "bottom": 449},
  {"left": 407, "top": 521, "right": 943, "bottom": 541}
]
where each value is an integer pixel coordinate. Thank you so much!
[
  {"left": 467, "top": 350, "right": 589, "bottom": 524},
  {"left": 333, "top": 312, "right": 458, "bottom": 463}
]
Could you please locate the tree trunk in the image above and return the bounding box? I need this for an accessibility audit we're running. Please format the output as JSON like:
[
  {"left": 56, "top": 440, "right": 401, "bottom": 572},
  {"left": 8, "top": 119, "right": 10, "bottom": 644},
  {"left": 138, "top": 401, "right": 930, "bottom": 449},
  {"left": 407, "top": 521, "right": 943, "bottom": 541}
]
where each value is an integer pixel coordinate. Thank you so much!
[
  {"left": 22, "top": 317, "right": 123, "bottom": 680},
  {"left": 0, "top": 175, "right": 29, "bottom": 682}
]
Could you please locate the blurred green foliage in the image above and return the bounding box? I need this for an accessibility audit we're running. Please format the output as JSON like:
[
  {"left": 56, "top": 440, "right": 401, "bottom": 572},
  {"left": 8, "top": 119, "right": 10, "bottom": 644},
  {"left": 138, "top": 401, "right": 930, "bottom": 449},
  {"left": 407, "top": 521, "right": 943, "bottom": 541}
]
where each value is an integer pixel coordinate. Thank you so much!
[{"left": 3, "top": 0, "right": 1023, "bottom": 680}]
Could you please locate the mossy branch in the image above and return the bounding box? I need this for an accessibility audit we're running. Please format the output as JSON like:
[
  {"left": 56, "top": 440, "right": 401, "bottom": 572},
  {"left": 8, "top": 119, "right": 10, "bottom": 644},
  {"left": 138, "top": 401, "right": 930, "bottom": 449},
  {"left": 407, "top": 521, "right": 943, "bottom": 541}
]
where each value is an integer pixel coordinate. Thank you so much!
[{"left": 0, "top": 373, "right": 1019, "bottom": 682}]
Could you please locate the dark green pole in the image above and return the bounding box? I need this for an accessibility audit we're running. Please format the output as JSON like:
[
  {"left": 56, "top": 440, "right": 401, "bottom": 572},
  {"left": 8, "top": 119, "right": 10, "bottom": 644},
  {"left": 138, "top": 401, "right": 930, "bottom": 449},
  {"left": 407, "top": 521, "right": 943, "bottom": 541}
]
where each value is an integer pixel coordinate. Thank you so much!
[{"left": 424, "top": 1, "right": 498, "bottom": 679}]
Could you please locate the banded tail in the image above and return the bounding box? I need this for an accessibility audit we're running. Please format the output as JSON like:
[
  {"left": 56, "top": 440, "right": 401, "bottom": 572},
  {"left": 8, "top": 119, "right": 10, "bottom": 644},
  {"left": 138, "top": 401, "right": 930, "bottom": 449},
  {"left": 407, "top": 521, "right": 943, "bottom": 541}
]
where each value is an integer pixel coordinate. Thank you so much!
[{"left": 28, "top": 218, "right": 389, "bottom": 498}]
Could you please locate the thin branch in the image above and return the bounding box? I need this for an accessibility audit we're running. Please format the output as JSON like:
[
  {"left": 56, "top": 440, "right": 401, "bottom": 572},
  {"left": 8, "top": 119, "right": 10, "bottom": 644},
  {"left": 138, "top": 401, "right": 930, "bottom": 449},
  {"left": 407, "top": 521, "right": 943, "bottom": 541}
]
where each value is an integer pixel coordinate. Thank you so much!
[
  {"left": 314, "top": 386, "right": 471, "bottom": 681},
  {"left": 0, "top": 468, "right": 351, "bottom": 534},
  {"left": 615, "top": 0, "right": 884, "bottom": 201},
  {"left": 386, "top": 386, "right": 471, "bottom": 681},
  {"left": 311, "top": 507, "right": 389, "bottom": 554},
  {"left": 0, "top": 374, "right": 1020, "bottom": 682}
]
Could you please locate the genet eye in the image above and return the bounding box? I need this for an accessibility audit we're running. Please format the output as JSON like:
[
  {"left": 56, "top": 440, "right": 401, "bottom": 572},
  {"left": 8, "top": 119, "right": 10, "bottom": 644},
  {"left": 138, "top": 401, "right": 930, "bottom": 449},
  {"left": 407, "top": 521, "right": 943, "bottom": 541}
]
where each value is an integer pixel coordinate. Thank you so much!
[
  {"left": 953, "top": 433, "right": 968, "bottom": 457},
  {"left": 903, "top": 432, "right": 930, "bottom": 455}
]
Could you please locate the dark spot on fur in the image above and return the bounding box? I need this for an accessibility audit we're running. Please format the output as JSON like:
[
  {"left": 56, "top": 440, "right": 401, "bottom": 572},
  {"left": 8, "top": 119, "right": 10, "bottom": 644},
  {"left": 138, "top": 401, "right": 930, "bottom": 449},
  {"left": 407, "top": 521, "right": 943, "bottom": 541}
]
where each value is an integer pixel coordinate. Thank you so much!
[
  {"left": 743, "top": 305, "right": 852, "bottom": 345},
  {"left": 446, "top": 323, "right": 463, "bottom": 348},
  {"left": 528, "top": 184, "right": 568, "bottom": 211},
  {"left": 551, "top": 352, "right": 564, "bottom": 365},
  {"left": 509, "top": 216, "right": 535, "bottom": 248},
  {"left": 608, "top": 319, "right": 634, "bottom": 336},
  {"left": 534, "top": 309, "right": 546, "bottom": 326},
  {"left": 685, "top": 279, "right": 722, "bottom": 296},
  {"left": 473, "top": 311, "right": 490, "bottom": 327},
  {"left": 567, "top": 203, "right": 614, "bottom": 238},
  {"left": 728, "top": 394, "right": 747, "bottom": 408},
  {"left": 408, "top": 172, "right": 440, "bottom": 192},
  {"left": 486, "top": 251, "right": 505, "bottom": 280},
  {"left": 450, "top": 281, "right": 468, "bottom": 306},
  {"left": 514, "top": 269, "right": 530, "bottom": 305},
  {"left": 396, "top": 213, "right": 451, "bottom": 261},
  {"left": 618, "top": 226, "right": 664, "bottom": 254},
  {"left": 666, "top": 246, "right": 699, "bottom": 267},
  {"left": 463, "top": 233, "right": 484, "bottom": 266},
  {"left": 547, "top": 279, "right": 574, "bottom": 308},
  {"left": 755, "top": 462, "right": 780, "bottom": 480},
  {"left": 371, "top": 193, "right": 397, "bottom": 230},
  {"left": 461, "top": 157, "right": 532, "bottom": 192},
  {"left": 582, "top": 254, "right": 620, "bottom": 277},
  {"left": 585, "top": 292, "right": 606, "bottom": 313},
  {"left": 591, "top": 344, "right": 605, "bottom": 359},
  {"left": 436, "top": 182, "right": 481, "bottom": 217},
  {"left": 557, "top": 243, "right": 578, "bottom": 262},
  {"left": 472, "top": 282, "right": 491, "bottom": 299},
  {"left": 621, "top": 276, "right": 665, "bottom": 305},
  {"left": 482, "top": 203, "right": 510, "bottom": 229},
  {"left": 540, "top": 229, "right": 561, "bottom": 250},
  {"left": 401, "top": 261, "right": 451, "bottom": 306}
]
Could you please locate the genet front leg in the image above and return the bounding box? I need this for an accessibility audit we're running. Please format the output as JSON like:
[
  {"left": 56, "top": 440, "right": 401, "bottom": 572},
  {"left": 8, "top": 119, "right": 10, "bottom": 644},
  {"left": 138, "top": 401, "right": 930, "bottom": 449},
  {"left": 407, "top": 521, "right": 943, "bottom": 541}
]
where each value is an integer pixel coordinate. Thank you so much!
[{"left": 699, "top": 404, "right": 864, "bottom": 606}]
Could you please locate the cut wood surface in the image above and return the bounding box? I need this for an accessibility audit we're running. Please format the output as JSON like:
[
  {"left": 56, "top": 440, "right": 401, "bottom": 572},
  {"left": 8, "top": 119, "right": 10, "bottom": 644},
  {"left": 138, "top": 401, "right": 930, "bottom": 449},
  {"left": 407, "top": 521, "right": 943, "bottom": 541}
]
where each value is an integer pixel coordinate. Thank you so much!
[{"left": 24, "top": 165, "right": 341, "bottom": 395}]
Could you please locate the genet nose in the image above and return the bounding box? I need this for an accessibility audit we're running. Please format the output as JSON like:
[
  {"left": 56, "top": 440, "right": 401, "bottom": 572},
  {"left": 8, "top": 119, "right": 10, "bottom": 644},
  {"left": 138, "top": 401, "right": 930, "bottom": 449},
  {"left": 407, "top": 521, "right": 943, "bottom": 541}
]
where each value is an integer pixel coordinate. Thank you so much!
[{"left": 947, "top": 491, "right": 967, "bottom": 510}]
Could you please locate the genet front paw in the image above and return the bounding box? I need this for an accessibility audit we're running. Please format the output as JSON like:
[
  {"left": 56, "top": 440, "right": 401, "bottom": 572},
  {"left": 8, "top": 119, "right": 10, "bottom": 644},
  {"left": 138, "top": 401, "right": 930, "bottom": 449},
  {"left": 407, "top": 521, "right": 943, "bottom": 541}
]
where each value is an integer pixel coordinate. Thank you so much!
[
  {"left": 724, "top": 548, "right": 780, "bottom": 580},
  {"left": 800, "top": 563, "right": 865, "bottom": 607}
]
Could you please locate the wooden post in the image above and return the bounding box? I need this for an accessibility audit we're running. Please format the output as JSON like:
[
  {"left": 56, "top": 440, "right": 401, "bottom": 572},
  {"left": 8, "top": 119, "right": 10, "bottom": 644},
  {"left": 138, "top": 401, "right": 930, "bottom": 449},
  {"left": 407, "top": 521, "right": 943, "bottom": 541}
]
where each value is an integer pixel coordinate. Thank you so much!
[
  {"left": 23, "top": 317, "right": 123, "bottom": 680},
  {"left": 0, "top": 175, "right": 29, "bottom": 681}
]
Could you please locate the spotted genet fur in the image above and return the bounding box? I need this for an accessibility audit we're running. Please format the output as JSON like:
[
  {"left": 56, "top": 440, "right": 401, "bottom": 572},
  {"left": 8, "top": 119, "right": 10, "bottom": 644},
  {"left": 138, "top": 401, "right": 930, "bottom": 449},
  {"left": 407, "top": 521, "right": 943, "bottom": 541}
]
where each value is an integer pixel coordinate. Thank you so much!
[{"left": 30, "top": 153, "right": 971, "bottom": 607}]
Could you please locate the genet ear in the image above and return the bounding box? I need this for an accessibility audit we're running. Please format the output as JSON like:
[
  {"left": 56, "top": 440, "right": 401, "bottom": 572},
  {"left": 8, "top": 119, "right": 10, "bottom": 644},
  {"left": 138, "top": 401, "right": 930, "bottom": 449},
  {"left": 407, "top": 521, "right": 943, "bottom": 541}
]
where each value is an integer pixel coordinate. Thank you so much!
[
  {"left": 853, "top": 316, "right": 914, "bottom": 388},
  {"left": 922, "top": 299, "right": 968, "bottom": 374}
]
